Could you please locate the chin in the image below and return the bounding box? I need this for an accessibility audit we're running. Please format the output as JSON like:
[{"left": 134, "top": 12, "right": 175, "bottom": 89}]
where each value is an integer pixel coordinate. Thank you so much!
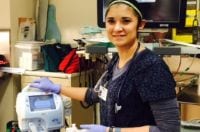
[
  {"left": 112, "top": 39, "right": 126, "bottom": 44},
  {"left": 114, "top": 42, "right": 126, "bottom": 47}
]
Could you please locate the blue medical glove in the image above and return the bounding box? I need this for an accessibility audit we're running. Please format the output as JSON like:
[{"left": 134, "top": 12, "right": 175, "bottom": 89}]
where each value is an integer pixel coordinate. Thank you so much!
[
  {"left": 30, "top": 77, "right": 61, "bottom": 94},
  {"left": 80, "top": 124, "right": 107, "bottom": 132}
]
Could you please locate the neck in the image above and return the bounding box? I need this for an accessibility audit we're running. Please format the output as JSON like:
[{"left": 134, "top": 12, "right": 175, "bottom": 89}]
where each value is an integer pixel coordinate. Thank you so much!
[{"left": 117, "top": 41, "right": 139, "bottom": 68}]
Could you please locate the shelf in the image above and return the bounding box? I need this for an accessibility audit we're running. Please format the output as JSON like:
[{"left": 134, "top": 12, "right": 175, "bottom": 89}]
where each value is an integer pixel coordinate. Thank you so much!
[
  {"left": 23, "top": 70, "right": 80, "bottom": 78},
  {"left": 177, "top": 85, "right": 200, "bottom": 105}
]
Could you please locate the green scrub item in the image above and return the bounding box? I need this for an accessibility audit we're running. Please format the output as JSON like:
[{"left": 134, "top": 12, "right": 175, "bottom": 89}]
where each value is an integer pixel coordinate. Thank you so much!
[{"left": 45, "top": 4, "right": 61, "bottom": 43}]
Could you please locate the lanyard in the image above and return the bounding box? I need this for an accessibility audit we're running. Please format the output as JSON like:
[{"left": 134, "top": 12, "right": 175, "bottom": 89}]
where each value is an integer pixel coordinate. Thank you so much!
[
  {"left": 117, "top": 42, "right": 140, "bottom": 96},
  {"left": 94, "top": 71, "right": 108, "bottom": 93},
  {"left": 114, "top": 42, "right": 141, "bottom": 113},
  {"left": 94, "top": 42, "right": 141, "bottom": 103}
]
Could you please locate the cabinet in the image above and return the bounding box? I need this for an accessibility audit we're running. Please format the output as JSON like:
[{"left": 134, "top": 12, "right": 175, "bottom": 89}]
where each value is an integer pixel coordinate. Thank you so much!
[
  {"left": 0, "top": 0, "right": 97, "bottom": 131},
  {"left": 164, "top": 56, "right": 200, "bottom": 121},
  {"left": 21, "top": 70, "right": 94, "bottom": 127},
  {"left": 177, "top": 78, "right": 200, "bottom": 121},
  {"left": 0, "top": 0, "right": 37, "bottom": 131}
]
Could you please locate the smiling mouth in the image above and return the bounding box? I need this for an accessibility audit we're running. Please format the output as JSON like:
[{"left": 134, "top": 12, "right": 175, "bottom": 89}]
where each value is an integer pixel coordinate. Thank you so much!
[
  {"left": 113, "top": 34, "right": 126, "bottom": 36},
  {"left": 113, "top": 35, "right": 125, "bottom": 39}
]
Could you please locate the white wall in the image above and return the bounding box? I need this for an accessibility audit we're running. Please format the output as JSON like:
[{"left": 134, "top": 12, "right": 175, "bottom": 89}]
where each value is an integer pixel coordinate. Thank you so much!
[
  {"left": 0, "top": 0, "right": 10, "bottom": 60},
  {"left": 10, "top": 0, "right": 36, "bottom": 47},
  {"left": 0, "top": 0, "right": 36, "bottom": 131},
  {"left": 0, "top": 1, "right": 98, "bottom": 131},
  {"left": 49, "top": 0, "right": 97, "bottom": 44},
  {"left": 0, "top": 0, "right": 10, "bottom": 28}
]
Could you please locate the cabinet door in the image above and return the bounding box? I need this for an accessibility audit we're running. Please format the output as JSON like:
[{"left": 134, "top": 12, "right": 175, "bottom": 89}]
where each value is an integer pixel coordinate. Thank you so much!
[{"left": 181, "top": 104, "right": 200, "bottom": 121}]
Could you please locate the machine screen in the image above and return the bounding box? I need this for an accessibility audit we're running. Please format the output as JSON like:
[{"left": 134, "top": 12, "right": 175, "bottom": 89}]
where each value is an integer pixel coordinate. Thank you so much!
[{"left": 29, "top": 94, "right": 56, "bottom": 111}]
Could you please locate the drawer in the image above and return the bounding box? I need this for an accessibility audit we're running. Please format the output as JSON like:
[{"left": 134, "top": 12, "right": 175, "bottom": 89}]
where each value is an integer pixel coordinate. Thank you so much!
[
  {"left": 21, "top": 75, "right": 73, "bottom": 87},
  {"left": 21, "top": 75, "right": 40, "bottom": 83}
]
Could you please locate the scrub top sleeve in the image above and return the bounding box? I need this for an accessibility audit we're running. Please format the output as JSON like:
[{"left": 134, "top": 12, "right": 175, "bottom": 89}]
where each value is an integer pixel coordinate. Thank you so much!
[
  {"left": 136, "top": 60, "right": 176, "bottom": 102},
  {"left": 84, "top": 88, "right": 99, "bottom": 105}
]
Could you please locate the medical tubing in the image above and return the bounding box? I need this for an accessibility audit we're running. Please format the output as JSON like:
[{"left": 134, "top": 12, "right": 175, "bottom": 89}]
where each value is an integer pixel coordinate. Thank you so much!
[
  {"left": 28, "top": 122, "right": 37, "bottom": 132},
  {"left": 22, "top": 84, "right": 31, "bottom": 92},
  {"left": 93, "top": 71, "right": 108, "bottom": 92},
  {"left": 29, "top": 122, "right": 48, "bottom": 132}
]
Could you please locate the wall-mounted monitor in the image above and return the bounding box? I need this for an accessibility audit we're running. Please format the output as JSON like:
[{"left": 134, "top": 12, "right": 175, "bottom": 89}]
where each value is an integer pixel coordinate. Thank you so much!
[{"left": 97, "top": 0, "right": 187, "bottom": 28}]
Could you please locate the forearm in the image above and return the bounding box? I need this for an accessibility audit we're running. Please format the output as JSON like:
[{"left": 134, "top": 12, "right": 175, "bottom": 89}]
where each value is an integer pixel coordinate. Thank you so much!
[
  {"left": 149, "top": 98, "right": 180, "bottom": 132},
  {"left": 106, "top": 126, "right": 149, "bottom": 132},
  {"left": 60, "top": 86, "right": 88, "bottom": 101},
  {"left": 117, "top": 126, "right": 149, "bottom": 132}
]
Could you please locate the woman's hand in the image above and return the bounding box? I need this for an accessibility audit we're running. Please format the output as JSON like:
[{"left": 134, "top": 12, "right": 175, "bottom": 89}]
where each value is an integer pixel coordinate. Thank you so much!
[{"left": 30, "top": 77, "right": 61, "bottom": 94}]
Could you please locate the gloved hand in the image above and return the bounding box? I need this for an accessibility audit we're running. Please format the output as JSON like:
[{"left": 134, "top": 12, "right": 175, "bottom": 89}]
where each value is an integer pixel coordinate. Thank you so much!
[
  {"left": 29, "top": 77, "right": 61, "bottom": 94},
  {"left": 80, "top": 124, "right": 107, "bottom": 132}
]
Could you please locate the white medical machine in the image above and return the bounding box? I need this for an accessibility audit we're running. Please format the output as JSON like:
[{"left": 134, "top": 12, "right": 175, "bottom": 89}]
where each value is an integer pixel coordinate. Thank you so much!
[{"left": 16, "top": 86, "right": 65, "bottom": 132}]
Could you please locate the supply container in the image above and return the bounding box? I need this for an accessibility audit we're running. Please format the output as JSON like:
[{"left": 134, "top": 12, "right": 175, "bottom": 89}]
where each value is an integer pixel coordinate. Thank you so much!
[{"left": 14, "top": 41, "right": 45, "bottom": 70}]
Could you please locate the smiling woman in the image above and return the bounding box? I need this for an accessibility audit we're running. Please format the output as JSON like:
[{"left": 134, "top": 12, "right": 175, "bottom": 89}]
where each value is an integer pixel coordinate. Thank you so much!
[{"left": 29, "top": 1, "right": 180, "bottom": 132}]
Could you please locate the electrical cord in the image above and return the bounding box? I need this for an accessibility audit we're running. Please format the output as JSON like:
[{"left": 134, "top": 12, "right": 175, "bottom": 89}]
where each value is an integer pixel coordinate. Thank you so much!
[
  {"left": 176, "top": 74, "right": 198, "bottom": 83},
  {"left": 164, "top": 54, "right": 196, "bottom": 78},
  {"left": 174, "top": 55, "right": 198, "bottom": 89},
  {"left": 179, "top": 54, "right": 196, "bottom": 75},
  {"left": 192, "top": 4, "right": 199, "bottom": 44},
  {"left": 28, "top": 122, "right": 49, "bottom": 132},
  {"left": 79, "top": 56, "right": 91, "bottom": 109}
]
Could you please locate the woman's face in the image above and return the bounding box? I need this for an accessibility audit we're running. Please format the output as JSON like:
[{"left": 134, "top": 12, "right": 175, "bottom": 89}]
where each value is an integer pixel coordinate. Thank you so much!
[{"left": 105, "top": 4, "right": 143, "bottom": 47}]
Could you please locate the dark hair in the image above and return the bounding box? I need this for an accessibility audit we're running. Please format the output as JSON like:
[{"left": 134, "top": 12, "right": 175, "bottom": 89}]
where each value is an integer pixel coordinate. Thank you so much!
[{"left": 105, "top": 0, "right": 142, "bottom": 26}]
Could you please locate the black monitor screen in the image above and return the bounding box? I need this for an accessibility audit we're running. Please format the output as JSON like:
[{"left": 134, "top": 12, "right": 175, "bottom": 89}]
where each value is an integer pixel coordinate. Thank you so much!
[
  {"left": 97, "top": 0, "right": 187, "bottom": 28},
  {"left": 29, "top": 94, "right": 56, "bottom": 111}
]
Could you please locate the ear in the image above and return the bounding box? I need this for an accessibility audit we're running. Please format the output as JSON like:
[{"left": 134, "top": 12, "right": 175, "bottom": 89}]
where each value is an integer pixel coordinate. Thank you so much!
[{"left": 138, "top": 20, "right": 146, "bottom": 30}]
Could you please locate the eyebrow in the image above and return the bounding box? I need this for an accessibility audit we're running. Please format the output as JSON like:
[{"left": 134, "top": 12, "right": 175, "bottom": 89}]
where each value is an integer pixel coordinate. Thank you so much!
[{"left": 106, "top": 16, "right": 132, "bottom": 20}]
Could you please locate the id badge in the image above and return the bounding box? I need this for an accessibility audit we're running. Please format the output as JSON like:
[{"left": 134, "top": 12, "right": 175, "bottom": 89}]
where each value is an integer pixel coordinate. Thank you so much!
[{"left": 98, "top": 85, "right": 108, "bottom": 101}]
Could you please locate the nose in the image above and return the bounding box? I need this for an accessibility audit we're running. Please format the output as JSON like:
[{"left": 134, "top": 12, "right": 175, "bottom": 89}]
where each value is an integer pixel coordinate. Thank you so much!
[{"left": 114, "top": 23, "right": 123, "bottom": 31}]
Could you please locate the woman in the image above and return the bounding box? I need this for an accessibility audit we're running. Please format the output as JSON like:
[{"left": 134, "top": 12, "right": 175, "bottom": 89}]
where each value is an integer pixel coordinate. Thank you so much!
[{"left": 30, "top": 0, "right": 180, "bottom": 131}]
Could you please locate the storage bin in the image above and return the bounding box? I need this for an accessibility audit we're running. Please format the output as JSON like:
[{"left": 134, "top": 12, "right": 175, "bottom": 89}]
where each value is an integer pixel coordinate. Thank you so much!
[{"left": 14, "top": 41, "right": 44, "bottom": 70}]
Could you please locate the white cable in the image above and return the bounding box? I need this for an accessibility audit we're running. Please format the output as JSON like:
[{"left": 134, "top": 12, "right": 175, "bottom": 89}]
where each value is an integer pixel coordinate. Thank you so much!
[
  {"left": 41, "top": 125, "right": 48, "bottom": 132},
  {"left": 29, "top": 122, "right": 48, "bottom": 132},
  {"left": 162, "top": 39, "right": 200, "bottom": 48},
  {"left": 22, "top": 84, "right": 31, "bottom": 92},
  {"left": 28, "top": 122, "right": 38, "bottom": 132},
  {"left": 93, "top": 71, "right": 107, "bottom": 92}
]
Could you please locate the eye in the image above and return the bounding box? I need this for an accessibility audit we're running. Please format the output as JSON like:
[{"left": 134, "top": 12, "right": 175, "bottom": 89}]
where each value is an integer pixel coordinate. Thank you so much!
[
  {"left": 122, "top": 18, "right": 132, "bottom": 24},
  {"left": 106, "top": 18, "right": 116, "bottom": 25}
]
